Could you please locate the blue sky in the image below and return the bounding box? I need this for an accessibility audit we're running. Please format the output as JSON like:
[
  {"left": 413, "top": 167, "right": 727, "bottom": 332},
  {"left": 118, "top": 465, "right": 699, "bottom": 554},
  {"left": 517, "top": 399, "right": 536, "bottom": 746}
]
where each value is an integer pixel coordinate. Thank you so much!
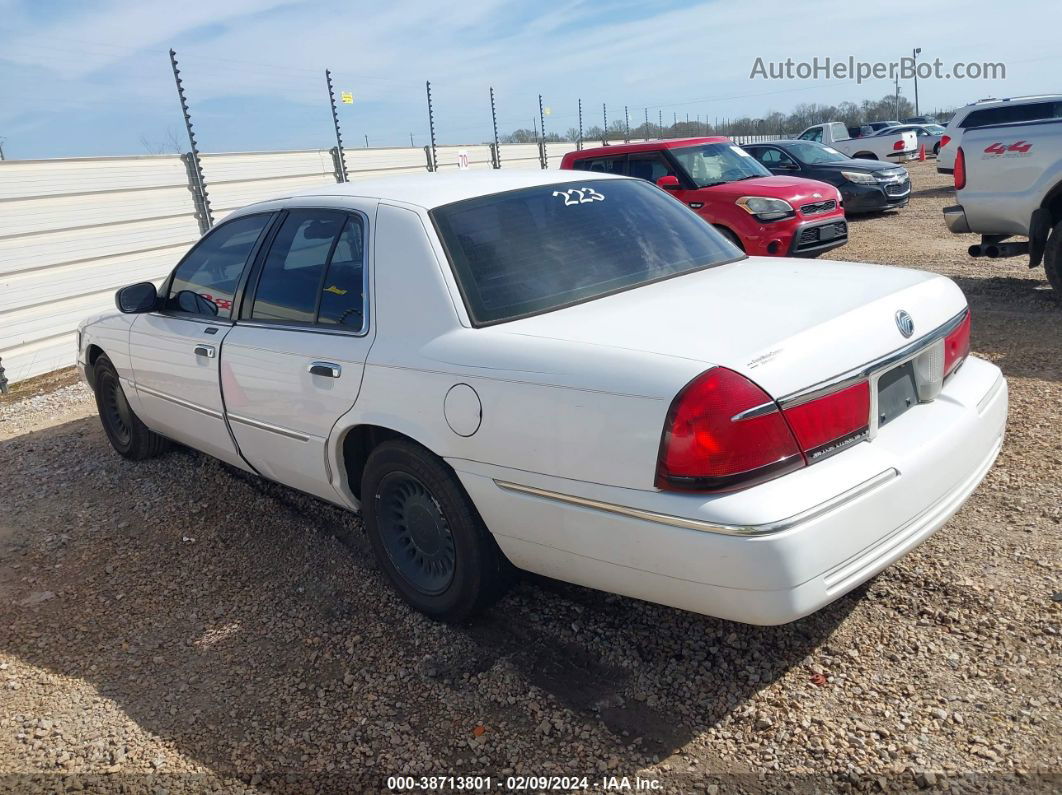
[{"left": 1, "top": 0, "right": 1059, "bottom": 159}]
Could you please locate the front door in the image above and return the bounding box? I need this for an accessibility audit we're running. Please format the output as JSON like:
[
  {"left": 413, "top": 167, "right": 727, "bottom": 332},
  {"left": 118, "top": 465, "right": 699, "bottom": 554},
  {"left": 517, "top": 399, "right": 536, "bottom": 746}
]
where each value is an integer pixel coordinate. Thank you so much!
[
  {"left": 220, "top": 207, "right": 374, "bottom": 503},
  {"left": 128, "top": 213, "right": 274, "bottom": 470}
]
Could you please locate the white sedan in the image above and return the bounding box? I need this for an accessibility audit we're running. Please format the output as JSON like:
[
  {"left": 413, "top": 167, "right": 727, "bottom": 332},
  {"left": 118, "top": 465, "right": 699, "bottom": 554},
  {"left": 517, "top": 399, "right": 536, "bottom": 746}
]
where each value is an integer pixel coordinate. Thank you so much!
[{"left": 77, "top": 170, "right": 1007, "bottom": 625}]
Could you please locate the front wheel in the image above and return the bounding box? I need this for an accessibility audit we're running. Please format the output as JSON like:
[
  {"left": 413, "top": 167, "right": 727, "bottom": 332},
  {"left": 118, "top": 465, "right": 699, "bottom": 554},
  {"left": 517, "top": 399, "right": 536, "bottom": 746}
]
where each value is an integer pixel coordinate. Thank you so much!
[
  {"left": 361, "top": 440, "right": 512, "bottom": 622},
  {"left": 93, "top": 355, "right": 169, "bottom": 460}
]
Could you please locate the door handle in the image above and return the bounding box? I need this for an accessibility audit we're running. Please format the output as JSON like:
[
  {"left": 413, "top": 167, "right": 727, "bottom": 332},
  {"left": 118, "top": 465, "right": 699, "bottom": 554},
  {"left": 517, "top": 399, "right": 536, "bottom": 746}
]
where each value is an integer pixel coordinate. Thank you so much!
[
  {"left": 194, "top": 344, "right": 216, "bottom": 359},
  {"left": 308, "top": 361, "right": 341, "bottom": 378}
]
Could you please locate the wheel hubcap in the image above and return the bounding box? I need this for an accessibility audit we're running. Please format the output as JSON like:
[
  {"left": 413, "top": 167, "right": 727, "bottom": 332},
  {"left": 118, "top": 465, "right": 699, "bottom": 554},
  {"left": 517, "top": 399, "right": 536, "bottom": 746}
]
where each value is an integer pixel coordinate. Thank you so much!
[{"left": 376, "top": 472, "right": 455, "bottom": 595}]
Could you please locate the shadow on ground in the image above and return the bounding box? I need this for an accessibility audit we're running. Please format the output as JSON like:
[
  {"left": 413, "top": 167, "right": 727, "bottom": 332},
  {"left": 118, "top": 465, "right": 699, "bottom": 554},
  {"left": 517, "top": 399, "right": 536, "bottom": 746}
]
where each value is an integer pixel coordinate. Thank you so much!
[{"left": 0, "top": 415, "right": 857, "bottom": 788}]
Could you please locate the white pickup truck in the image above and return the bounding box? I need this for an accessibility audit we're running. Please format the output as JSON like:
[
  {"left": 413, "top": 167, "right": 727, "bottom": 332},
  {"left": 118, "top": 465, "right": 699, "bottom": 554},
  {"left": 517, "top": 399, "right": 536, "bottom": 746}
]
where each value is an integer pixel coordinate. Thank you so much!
[
  {"left": 797, "top": 122, "right": 918, "bottom": 162},
  {"left": 943, "top": 117, "right": 1062, "bottom": 294}
]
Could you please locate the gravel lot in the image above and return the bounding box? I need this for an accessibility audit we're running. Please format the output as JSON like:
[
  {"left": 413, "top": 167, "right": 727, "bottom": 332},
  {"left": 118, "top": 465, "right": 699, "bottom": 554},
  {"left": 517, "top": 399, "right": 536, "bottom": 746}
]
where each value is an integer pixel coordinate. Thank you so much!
[{"left": 1, "top": 161, "right": 1059, "bottom": 793}]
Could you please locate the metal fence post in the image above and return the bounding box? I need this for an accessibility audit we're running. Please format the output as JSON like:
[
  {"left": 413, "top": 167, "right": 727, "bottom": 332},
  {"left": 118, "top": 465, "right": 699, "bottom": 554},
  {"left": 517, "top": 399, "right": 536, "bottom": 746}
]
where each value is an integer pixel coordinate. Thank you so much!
[
  {"left": 538, "top": 94, "right": 548, "bottom": 168},
  {"left": 425, "top": 81, "right": 438, "bottom": 172},
  {"left": 624, "top": 105, "right": 630, "bottom": 143},
  {"left": 328, "top": 147, "right": 345, "bottom": 182},
  {"left": 490, "top": 86, "right": 501, "bottom": 168},
  {"left": 169, "top": 49, "right": 213, "bottom": 233},
  {"left": 602, "top": 104, "right": 608, "bottom": 145},
  {"left": 325, "top": 69, "right": 348, "bottom": 182},
  {"left": 577, "top": 98, "right": 583, "bottom": 151}
]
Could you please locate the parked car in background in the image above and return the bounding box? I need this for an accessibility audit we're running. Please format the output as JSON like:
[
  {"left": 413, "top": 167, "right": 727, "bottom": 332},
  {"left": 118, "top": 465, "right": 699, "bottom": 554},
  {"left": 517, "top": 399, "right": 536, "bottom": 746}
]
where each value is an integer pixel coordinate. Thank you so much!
[
  {"left": 797, "top": 122, "right": 917, "bottom": 162},
  {"left": 561, "top": 138, "right": 847, "bottom": 257},
  {"left": 937, "top": 94, "right": 1062, "bottom": 174},
  {"left": 866, "top": 121, "right": 902, "bottom": 133},
  {"left": 904, "top": 116, "right": 938, "bottom": 125},
  {"left": 943, "top": 117, "right": 1062, "bottom": 294},
  {"left": 876, "top": 124, "right": 947, "bottom": 156},
  {"left": 743, "top": 140, "right": 910, "bottom": 213},
  {"left": 78, "top": 170, "right": 1006, "bottom": 626}
]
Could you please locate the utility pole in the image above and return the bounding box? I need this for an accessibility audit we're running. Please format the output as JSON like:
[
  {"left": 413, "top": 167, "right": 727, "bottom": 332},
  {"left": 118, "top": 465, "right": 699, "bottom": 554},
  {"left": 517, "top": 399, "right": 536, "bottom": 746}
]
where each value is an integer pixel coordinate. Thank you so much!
[
  {"left": 894, "top": 74, "right": 901, "bottom": 119},
  {"left": 912, "top": 47, "right": 922, "bottom": 116}
]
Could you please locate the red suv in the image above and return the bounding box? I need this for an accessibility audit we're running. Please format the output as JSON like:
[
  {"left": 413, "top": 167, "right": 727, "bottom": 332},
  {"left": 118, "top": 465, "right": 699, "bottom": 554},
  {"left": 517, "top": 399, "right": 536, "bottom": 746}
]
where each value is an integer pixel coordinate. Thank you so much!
[{"left": 560, "top": 137, "right": 848, "bottom": 257}]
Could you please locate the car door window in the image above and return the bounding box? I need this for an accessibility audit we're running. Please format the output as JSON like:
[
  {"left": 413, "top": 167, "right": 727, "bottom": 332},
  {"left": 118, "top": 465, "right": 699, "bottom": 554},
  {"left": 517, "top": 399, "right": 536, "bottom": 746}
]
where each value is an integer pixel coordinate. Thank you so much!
[
  {"left": 574, "top": 156, "right": 625, "bottom": 174},
  {"left": 752, "top": 147, "right": 797, "bottom": 168},
  {"left": 166, "top": 214, "right": 271, "bottom": 319},
  {"left": 317, "top": 216, "right": 366, "bottom": 329},
  {"left": 250, "top": 210, "right": 346, "bottom": 324},
  {"left": 627, "top": 153, "right": 676, "bottom": 183}
]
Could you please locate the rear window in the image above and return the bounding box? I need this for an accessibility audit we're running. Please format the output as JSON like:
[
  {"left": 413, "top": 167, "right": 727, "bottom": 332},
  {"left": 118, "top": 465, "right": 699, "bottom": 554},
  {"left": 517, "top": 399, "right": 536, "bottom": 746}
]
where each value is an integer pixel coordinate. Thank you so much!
[
  {"left": 431, "top": 179, "right": 740, "bottom": 325},
  {"left": 961, "top": 101, "right": 1062, "bottom": 129}
]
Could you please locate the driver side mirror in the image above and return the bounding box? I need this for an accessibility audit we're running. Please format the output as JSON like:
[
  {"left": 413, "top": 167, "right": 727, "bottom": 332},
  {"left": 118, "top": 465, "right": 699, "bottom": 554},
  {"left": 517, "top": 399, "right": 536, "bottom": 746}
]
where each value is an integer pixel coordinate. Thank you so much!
[
  {"left": 115, "top": 282, "right": 158, "bottom": 314},
  {"left": 656, "top": 175, "right": 681, "bottom": 191}
]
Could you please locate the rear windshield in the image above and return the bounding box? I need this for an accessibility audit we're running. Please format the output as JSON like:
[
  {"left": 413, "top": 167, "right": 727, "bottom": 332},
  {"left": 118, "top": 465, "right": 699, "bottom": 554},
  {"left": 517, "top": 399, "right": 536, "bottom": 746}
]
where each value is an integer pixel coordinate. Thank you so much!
[{"left": 431, "top": 179, "right": 740, "bottom": 325}]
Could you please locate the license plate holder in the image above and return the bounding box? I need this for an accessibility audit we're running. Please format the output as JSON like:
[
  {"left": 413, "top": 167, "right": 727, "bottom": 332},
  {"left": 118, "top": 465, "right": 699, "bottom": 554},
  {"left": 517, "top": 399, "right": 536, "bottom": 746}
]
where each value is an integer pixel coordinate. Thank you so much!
[
  {"left": 819, "top": 224, "right": 838, "bottom": 241},
  {"left": 877, "top": 361, "right": 918, "bottom": 428}
]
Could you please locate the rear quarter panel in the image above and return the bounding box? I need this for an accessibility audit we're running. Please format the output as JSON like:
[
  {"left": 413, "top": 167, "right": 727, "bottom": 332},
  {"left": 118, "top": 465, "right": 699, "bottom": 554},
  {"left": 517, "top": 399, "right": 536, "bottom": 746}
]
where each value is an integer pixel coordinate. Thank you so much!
[{"left": 958, "top": 121, "right": 1062, "bottom": 235}]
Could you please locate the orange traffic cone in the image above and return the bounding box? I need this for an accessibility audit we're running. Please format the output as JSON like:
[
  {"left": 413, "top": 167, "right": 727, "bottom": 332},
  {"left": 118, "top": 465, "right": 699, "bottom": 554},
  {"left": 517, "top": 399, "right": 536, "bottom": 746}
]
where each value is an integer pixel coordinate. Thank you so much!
[{"left": 918, "top": 144, "right": 926, "bottom": 161}]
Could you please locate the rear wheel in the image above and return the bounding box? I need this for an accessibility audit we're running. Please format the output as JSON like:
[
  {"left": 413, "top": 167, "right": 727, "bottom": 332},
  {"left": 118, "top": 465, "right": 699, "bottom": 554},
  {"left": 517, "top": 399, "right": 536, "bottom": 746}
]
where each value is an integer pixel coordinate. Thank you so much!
[
  {"left": 1043, "top": 220, "right": 1062, "bottom": 297},
  {"left": 361, "top": 440, "right": 512, "bottom": 622},
  {"left": 94, "top": 356, "right": 169, "bottom": 459},
  {"left": 853, "top": 152, "right": 878, "bottom": 160},
  {"left": 933, "top": 142, "right": 941, "bottom": 156}
]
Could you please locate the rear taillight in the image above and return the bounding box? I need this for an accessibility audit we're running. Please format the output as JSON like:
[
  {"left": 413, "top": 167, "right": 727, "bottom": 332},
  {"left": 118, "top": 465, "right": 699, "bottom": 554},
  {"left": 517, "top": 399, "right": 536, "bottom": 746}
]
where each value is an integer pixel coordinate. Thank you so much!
[
  {"left": 893, "top": 140, "right": 906, "bottom": 151},
  {"left": 655, "top": 368, "right": 803, "bottom": 492},
  {"left": 940, "top": 134, "right": 951, "bottom": 149},
  {"left": 781, "top": 381, "right": 871, "bottom": 460},
  {"left": 944, "top": 310, "right": 971, "bottom": 376},
  {"left": 954, "top": 147, "right": 966, "bottom": 190}
]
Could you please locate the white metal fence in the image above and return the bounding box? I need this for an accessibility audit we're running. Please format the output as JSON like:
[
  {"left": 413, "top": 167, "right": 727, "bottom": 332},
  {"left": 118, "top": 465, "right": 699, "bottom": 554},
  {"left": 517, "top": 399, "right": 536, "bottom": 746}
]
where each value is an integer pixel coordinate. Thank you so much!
[{"left": 0, "top": 134, "right": 781, "bottom": 385}]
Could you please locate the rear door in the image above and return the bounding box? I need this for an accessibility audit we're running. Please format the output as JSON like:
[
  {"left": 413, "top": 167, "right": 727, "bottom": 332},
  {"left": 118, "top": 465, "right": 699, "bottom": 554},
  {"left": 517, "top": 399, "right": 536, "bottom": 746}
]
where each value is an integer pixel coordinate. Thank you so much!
[
  {"left": 220, "top": 206, "right": 374, "bottom": 503},
  {"left": 128, "top": 213, "right": 274, "bottom": 469}
]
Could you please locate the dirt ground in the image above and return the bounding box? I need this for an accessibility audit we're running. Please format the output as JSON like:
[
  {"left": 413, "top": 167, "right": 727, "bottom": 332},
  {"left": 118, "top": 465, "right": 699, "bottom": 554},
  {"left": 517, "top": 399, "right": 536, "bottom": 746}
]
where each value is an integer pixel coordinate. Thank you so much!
[{"left": 0, "top": 161, "right": 1059, "bottom": 793}]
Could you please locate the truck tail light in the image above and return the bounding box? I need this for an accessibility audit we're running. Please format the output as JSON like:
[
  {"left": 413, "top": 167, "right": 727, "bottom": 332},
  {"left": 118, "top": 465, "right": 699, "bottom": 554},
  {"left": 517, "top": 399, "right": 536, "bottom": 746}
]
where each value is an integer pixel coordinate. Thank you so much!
[
  {"left": 944, "top": 309, "right": 971, "bottom": 377},
  {"left": 655, "top": 368, "right": 803, "bottom": 492},
  {"left": 781, "top": 382, "right": 870, "bottom": 459},
  {"left": 940, "top": 134, "right": 951, "bottom": 149},
  {"left": 954, "top": 147, "right": 966, "bottom": 190}
]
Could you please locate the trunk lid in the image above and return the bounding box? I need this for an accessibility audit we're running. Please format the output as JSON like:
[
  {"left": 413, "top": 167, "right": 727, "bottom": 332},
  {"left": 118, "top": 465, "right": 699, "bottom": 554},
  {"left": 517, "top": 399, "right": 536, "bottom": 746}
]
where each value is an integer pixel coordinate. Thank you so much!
[{"left": 496, "top": 257, "right": 966, "bottom": 399}]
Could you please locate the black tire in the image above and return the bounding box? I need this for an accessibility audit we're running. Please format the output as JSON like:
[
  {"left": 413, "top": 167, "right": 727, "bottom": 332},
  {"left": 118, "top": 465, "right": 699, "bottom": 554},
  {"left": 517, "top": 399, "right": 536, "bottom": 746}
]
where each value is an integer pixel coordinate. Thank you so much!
[
  {"left": 93, "top": 355, "right": 169, "bottom": 460},
  {"left": 933, "top": 142, "right": 941, "bottom": 156},
  {"left": 361, "top": 440, "right": 512, "bottom": 622},
  {"left": 1044, "top": 220, "right": 1062, "bottom": 297},
  {"left": 715, "top": 226, "right": 744, "bottom": 251}
]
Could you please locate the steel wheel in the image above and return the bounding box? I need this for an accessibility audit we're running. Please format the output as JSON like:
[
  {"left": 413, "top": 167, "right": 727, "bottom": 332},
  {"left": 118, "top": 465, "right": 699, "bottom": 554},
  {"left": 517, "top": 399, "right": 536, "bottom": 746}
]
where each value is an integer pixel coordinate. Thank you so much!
[
  {"left": 375, "top": 471, "right": 456, "bottom": 596},
  {"left": 101, "top": 372, "right": 133, "bottom": 448}
]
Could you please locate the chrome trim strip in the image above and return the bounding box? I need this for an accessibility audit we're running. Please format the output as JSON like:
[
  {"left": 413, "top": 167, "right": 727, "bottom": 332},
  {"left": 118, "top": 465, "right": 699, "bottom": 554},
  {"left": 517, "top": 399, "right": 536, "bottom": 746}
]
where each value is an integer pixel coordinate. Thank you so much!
[
  {"left": 136, "top": 384, "right": 223, "bottom": 420},
  {"left": 730, "top": 401, "right": 778, "bottom": 422},
  {"left": 227, "top": 412, "right": 311, "bottom": 442},
  {"left": 494, "top": 468, "right": 899, "bottom": 537},
  {"left": 236, "top": 320, "right": 369, "bottom": 338},
  {"left": 778, "top": 309, "right": 968, "bottom": 408}
]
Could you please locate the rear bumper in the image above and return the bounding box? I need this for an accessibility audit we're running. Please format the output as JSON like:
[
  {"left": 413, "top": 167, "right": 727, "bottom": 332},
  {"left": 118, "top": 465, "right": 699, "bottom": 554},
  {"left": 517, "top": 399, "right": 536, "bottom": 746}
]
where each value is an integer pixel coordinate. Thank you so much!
[
  {"left": 943, "top": 204, "right": 971, "bottom": 234},
  {"left": 937, "top": 166, "right": 954, "bottom": 175},
  {"left": 455, "top": 357, "right": 1006, "bottom": 625}
]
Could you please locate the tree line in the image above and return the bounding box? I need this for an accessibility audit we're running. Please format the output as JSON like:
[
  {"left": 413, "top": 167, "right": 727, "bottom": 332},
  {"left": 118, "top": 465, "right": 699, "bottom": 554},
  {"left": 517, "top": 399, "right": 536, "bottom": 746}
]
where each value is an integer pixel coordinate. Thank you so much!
[{"left": 500, "top": 92, "right": 952, "bottom": 143}]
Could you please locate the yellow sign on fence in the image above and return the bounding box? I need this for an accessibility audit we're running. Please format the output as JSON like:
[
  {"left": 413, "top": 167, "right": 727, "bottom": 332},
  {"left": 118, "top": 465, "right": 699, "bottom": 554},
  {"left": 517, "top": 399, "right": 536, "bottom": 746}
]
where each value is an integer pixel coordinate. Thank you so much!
[{"left": 340, "top": 92, "right": 354, "bottom": 105}]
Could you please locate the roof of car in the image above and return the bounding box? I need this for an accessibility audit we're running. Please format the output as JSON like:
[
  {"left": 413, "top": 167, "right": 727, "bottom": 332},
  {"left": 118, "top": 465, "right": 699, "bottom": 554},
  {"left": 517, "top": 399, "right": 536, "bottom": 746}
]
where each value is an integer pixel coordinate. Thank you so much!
[
  {"left": 564, "top": 137, "right": 731, "bottom": 158},
  {"left": 247, "top": 169, "right": 629, "bottom": 211}
]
